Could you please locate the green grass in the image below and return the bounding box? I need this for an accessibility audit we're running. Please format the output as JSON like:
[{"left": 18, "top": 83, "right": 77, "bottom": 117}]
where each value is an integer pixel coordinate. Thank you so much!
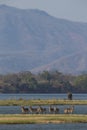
[
  {"left": 0, "top": 114, "right": 87, "bottom": 124},
  {"left": 0, "top": 99, "right": 87, "bottom": 106}
]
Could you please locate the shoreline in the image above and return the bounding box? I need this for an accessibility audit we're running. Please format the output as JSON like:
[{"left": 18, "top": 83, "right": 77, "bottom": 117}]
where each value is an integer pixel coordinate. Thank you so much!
[
  {"left": 0, "top": 114, "right": 87, "bottom": 124},
  {"left": 0, "top": 99, "right": 87, "bottom": 106}
]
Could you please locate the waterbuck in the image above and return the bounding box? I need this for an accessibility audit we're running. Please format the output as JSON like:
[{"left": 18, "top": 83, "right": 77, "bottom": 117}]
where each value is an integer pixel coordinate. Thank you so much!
[
  {"left": 21, "top": 106, "right": 29, "bottom": 114},
  {"left": 64, "top": 106, "right": 74, "bottom": 114}
]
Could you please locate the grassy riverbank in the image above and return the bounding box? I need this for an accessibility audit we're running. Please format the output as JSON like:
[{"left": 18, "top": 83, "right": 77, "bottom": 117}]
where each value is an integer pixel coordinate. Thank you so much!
[
  {"left": 0, "top": 99, "right": 87, "bottom": 106},
  {"left": 0, "top": 114, "right": 87, "bottom": 124}
]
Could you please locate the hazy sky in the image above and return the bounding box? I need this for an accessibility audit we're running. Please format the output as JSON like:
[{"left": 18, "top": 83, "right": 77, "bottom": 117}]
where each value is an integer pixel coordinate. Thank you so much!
[{"left": 0, "top": 0, "right": 87, "bottom": 22}]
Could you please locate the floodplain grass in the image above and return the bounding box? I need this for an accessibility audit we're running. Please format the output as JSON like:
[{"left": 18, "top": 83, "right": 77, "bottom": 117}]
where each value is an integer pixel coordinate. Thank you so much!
[
  {"left": 0, "top": 99, "right": 87, "bottom": 124},
  {"left": 0, "top": 99, "right": 87, "bottom": 106},
  {"left": 0, "top": 114, "right": 87, "bottom": 124}
]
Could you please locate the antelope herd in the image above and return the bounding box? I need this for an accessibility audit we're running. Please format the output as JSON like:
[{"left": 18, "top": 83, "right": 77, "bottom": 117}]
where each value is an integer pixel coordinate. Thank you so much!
[{"left": 21, "top": 105, "right": 74, "bottom": 114}]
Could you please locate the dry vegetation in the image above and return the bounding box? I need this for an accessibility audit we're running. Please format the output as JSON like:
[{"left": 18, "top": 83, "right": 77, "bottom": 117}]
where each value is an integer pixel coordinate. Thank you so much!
[
  {"left": 0, "top": 99, "right": 87, "bottom": 106},
  {"left": 0, "top": 114, "right": 87, "bottom": 124}
]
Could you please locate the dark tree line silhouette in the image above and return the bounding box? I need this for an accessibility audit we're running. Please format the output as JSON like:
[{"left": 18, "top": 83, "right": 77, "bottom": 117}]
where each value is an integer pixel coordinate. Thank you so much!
[{"left": 0, "top": 71, "right": 87, "bottom": 93}]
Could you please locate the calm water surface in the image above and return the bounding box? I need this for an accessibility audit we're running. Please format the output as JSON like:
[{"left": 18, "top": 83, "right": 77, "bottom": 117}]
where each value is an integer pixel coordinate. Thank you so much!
[
  {"left": 0, "top": 105, "right": 87, "bottom": 114},
  {"left": 0, "top": 123, "right": 87, "bottom": 130},
  {"left": 0, "top": 93, "right": 87, "bottom": 100}
]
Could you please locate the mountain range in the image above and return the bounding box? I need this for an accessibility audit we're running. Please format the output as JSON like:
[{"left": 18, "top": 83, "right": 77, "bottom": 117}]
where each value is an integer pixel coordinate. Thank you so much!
[{"left": 0, "top": 5, "right": 87, "bottom": 74}]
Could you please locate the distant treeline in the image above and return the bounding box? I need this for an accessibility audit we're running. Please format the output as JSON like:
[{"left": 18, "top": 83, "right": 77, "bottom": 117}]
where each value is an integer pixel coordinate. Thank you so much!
[{"left": 0, "top": 71, "right": 87, "bottom": 93}]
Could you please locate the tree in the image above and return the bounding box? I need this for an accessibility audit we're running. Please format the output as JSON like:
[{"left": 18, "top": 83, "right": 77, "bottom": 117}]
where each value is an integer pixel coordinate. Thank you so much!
[
  {"left": 40, "top": 71, "right": 50, "bottom": 79},
  {"left": 73, "top": 75, "right": 87, "bottom": 92}
]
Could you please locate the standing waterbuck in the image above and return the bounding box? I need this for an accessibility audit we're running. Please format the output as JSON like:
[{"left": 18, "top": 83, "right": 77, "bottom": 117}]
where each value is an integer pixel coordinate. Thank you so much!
[{"left": 64, "top": 105, "right": 74, "bottom": 114}]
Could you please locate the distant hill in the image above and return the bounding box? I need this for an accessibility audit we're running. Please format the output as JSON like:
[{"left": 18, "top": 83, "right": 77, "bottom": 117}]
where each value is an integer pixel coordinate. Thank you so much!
[{"left": 0, "top": 5, "right": 87, "bottom": 74}]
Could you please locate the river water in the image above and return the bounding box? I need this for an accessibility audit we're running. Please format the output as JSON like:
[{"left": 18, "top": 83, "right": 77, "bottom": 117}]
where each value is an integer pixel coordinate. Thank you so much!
[
  {"left": 0, "top": 93, "right": 87, "bottom": 130},
  {"left": 0, "top": 123, "right": 87, "bottom": 130},
  {"left": 0, "top": 93, "right": 87, "bottom": 100}
]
